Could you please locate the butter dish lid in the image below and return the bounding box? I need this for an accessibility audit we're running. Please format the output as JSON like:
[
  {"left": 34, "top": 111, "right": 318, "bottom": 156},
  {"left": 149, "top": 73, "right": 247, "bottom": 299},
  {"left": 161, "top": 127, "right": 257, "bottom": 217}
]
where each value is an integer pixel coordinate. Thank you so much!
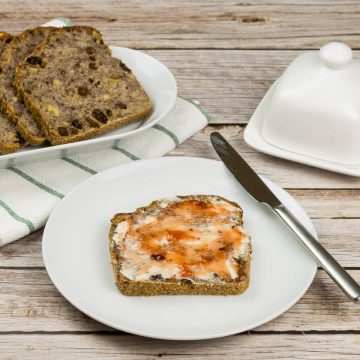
[{"left": 261, "top": 42, "right": 360, "bottom": 166}]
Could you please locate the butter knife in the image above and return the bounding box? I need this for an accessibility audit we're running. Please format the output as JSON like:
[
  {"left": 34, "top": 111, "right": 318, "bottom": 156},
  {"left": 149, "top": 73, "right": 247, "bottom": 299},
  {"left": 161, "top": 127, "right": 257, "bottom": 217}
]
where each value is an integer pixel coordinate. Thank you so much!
[{"left": 211, "top": 131, "right": 360, "bottom": 302}]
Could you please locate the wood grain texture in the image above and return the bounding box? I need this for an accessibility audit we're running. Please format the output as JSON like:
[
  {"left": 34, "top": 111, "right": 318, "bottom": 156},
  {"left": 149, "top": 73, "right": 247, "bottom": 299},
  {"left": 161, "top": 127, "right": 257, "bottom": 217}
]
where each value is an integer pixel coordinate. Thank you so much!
[
  {"left": 1, "top": 333, "right": 360, "bottom": 360},
  {"left": 173, "top": 125, "right": 360, "bottom": 188},
  {"left": 0, "top": 269, "right": 359, "bottom": 333},
  {"left": 147, "top": 49, "right": 291, "bottom": 124},
  {"left": 147, "top": 49, "right": 360, "bottom": 124},
  {"left": 1, "top": 0, "right": 360, "bottom": 50}
]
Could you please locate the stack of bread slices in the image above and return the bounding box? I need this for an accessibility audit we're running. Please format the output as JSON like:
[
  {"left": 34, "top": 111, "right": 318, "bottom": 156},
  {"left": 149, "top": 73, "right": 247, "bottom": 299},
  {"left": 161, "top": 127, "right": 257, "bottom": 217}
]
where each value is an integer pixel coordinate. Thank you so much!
[{"left": 0, "top": 26, "right": 151, "bottom": 154}]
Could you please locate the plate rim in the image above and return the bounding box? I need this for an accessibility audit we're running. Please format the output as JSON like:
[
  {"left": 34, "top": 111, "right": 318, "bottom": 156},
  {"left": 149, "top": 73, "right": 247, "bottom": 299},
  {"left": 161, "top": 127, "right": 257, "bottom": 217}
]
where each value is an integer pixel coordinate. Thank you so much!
[
  {"left": 0, "top": 46, "right": 177, "bottom": 164},
  {"left": 42, "top": 156, "right": 317, "bottom": 341}
]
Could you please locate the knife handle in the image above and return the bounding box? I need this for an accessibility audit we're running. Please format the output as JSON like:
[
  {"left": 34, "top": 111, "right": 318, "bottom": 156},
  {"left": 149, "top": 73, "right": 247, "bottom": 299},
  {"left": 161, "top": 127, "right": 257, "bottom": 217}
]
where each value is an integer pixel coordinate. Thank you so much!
[{"left": 274, "top": 204, "right": 360, "bottom": 302}]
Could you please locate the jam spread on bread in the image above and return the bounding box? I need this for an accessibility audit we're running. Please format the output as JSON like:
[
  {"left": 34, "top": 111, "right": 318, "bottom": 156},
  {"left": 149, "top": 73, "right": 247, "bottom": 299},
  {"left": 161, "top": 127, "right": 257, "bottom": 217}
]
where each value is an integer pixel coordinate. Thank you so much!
[{"left": 112, "top": 196, "right": 250, "bottom": 282}]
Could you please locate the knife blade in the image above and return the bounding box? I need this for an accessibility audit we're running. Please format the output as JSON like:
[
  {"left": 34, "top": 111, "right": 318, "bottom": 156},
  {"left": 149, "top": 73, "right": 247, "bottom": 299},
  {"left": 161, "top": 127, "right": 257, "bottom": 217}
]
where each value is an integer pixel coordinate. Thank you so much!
[
  {"left": 210, "top": 131, "right": 360, "bottom": 302},
  {"left": 210, "top": 131, "right": 281, "bottom": 207}
]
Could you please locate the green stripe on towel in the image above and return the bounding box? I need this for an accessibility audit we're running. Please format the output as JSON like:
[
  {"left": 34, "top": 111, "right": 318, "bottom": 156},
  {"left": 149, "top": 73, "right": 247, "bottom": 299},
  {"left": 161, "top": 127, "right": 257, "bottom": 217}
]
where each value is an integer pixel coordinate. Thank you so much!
[
  {"left": 62, "top": 157, "right": 97, "bottom": 175},
  {"left": 0, "top": 200, "right": 35, "bottom": 232},
  {"left": 178, "top": 95, "right": 211, "bottom": 122},
  {"left": 8, "top": 167, "right": 64, "bottom": 199},
  {"left": 112, "top": 144, "right": 140, "bottom": 161},
  {"left": 153, "top": 124, "right": 180, "bottom": 146}
]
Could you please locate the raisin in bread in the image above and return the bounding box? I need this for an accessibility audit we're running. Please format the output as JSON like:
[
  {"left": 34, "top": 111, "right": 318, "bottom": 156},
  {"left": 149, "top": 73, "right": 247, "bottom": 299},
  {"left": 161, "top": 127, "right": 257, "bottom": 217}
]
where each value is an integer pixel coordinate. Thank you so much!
[
  {"left": 0, "top": 27, "right": 57, "bottom": 145},
  {"left": 15, "top": 26, "right": 151, "bottom": 145},
  {"left": 109, "top": 195, "right": 251, "bottom": 296},
  {"left": 0, "top": 32, "right": 25, "bottom": 154}
]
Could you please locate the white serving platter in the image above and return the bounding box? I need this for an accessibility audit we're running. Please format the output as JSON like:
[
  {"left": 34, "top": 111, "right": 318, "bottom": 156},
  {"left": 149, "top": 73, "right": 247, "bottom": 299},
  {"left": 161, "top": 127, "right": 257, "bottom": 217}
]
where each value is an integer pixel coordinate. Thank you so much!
[{"left": 0, "top": 46, "right": 177, "bottom": 168}]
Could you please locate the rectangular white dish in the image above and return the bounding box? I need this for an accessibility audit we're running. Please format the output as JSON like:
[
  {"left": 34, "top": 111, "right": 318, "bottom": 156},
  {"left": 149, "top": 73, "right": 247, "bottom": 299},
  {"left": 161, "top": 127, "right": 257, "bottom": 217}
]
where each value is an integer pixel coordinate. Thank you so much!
[{"left": 0, "top": 46, "right": 177, "bottom": 168}]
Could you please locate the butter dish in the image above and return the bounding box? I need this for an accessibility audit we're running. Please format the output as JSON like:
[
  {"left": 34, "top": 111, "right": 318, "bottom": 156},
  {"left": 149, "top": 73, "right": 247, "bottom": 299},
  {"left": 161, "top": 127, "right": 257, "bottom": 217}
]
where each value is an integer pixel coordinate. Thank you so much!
[{"left": 244, "top": 42, "right": 360, "bottom": 176}]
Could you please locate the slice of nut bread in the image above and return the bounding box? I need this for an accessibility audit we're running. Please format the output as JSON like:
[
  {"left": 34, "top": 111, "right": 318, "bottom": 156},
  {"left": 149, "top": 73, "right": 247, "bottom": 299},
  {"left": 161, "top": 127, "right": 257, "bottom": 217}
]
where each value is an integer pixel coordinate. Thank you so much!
[
  {"left": 15, "top": 26, "right": 151, "bottom": 145},
  {"left": 0, "top": 27, "right": 57, "bottom": 145},
  {"left": 0, "top": 32, "right": 25, "bottom": 154},
  {"left": 109, "top": 195, "right": 251, "bottom": 296}
]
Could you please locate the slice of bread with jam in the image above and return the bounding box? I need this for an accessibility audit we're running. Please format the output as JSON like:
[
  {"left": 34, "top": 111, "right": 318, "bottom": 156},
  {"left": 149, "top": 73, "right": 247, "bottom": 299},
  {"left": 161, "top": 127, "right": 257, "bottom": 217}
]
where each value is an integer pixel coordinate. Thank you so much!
[{"left": 109, "top": 195, "right": 251, "bottom": 296}]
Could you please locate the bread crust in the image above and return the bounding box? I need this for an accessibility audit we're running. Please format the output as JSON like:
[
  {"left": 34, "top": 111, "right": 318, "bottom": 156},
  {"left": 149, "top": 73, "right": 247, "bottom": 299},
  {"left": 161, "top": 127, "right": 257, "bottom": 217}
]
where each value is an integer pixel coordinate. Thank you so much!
[
  {"left": 0, "top": 136, "right": 21, "bottom": 154},
  {"left": 14, "top": 26, "right": 151, "bottom": 145},
  {"left": 0, "top": 31, "right": 26, "bottom": 153},
  {"left": 0, "top": 126, "right": 24, "bottom": 154},
  {"left": 0, "top": 27, "right": 57, "bottom": 145},
  {"left": 109, "top": 195, "right": 251, "bottom": 296}
]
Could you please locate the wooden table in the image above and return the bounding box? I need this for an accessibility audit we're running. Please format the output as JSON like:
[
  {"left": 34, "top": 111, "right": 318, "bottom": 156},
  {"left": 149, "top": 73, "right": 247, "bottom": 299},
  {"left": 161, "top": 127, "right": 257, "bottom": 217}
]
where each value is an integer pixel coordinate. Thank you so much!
[{"left": 1, "top": 1, "right": 360, "bottom": 358}]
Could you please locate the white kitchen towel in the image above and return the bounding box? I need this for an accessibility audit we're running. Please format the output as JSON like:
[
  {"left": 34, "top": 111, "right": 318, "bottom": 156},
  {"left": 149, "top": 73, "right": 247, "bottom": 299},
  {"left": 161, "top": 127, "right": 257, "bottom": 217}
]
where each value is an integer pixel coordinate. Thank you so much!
[{"left": 0, "top": 96, "right": 209, "bottom": 245}]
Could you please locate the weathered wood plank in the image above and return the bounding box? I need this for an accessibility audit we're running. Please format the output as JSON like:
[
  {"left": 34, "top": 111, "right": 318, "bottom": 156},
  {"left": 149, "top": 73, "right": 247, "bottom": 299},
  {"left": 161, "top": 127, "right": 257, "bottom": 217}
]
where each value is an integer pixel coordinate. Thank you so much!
[
  {"left": 147, "top": 49, "right": 290, "bottom": 124},
  {"left": 148, "top": 49, "right": 360, "bottom": 124},
  {"left": 1, "top": 333, "right": 359, "bottom": 360},
  {"left": 2, "top": 0, "right": 360, "bottom": 50},
  {"left": 1, "top": 218, "right": 360, "bottom": 268},
  {"left": 173, "top": 125, "right": 360, "bottom": 189},
  {"left": 0, "top": 269, "right": 359, "bottom": 333},
  {"left": 287, "top": 189, "right": 360, "bottom": 219},
  {"left": 0, "top": 229, "right": 43, "bottom": 268},
  {"left": 147, "top": 49, "right": 360, "bottom": 124}
]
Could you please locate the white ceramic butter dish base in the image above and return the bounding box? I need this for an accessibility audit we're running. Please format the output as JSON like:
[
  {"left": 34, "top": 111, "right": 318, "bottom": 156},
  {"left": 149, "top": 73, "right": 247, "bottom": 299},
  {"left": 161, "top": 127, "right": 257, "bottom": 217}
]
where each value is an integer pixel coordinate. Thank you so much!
[{"left": 244, "top": 81, "right": 360, "bottom": 177}]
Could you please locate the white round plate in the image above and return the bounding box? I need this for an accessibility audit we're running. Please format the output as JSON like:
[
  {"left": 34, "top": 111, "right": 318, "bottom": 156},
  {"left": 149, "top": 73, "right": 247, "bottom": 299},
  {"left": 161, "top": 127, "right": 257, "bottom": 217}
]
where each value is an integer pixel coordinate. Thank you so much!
[
  {"left": 43, "top": 157, "right": 317, "bottom": 341},
  {"left": 0, "top": 47, "right": 177, "bottom": 166}
]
